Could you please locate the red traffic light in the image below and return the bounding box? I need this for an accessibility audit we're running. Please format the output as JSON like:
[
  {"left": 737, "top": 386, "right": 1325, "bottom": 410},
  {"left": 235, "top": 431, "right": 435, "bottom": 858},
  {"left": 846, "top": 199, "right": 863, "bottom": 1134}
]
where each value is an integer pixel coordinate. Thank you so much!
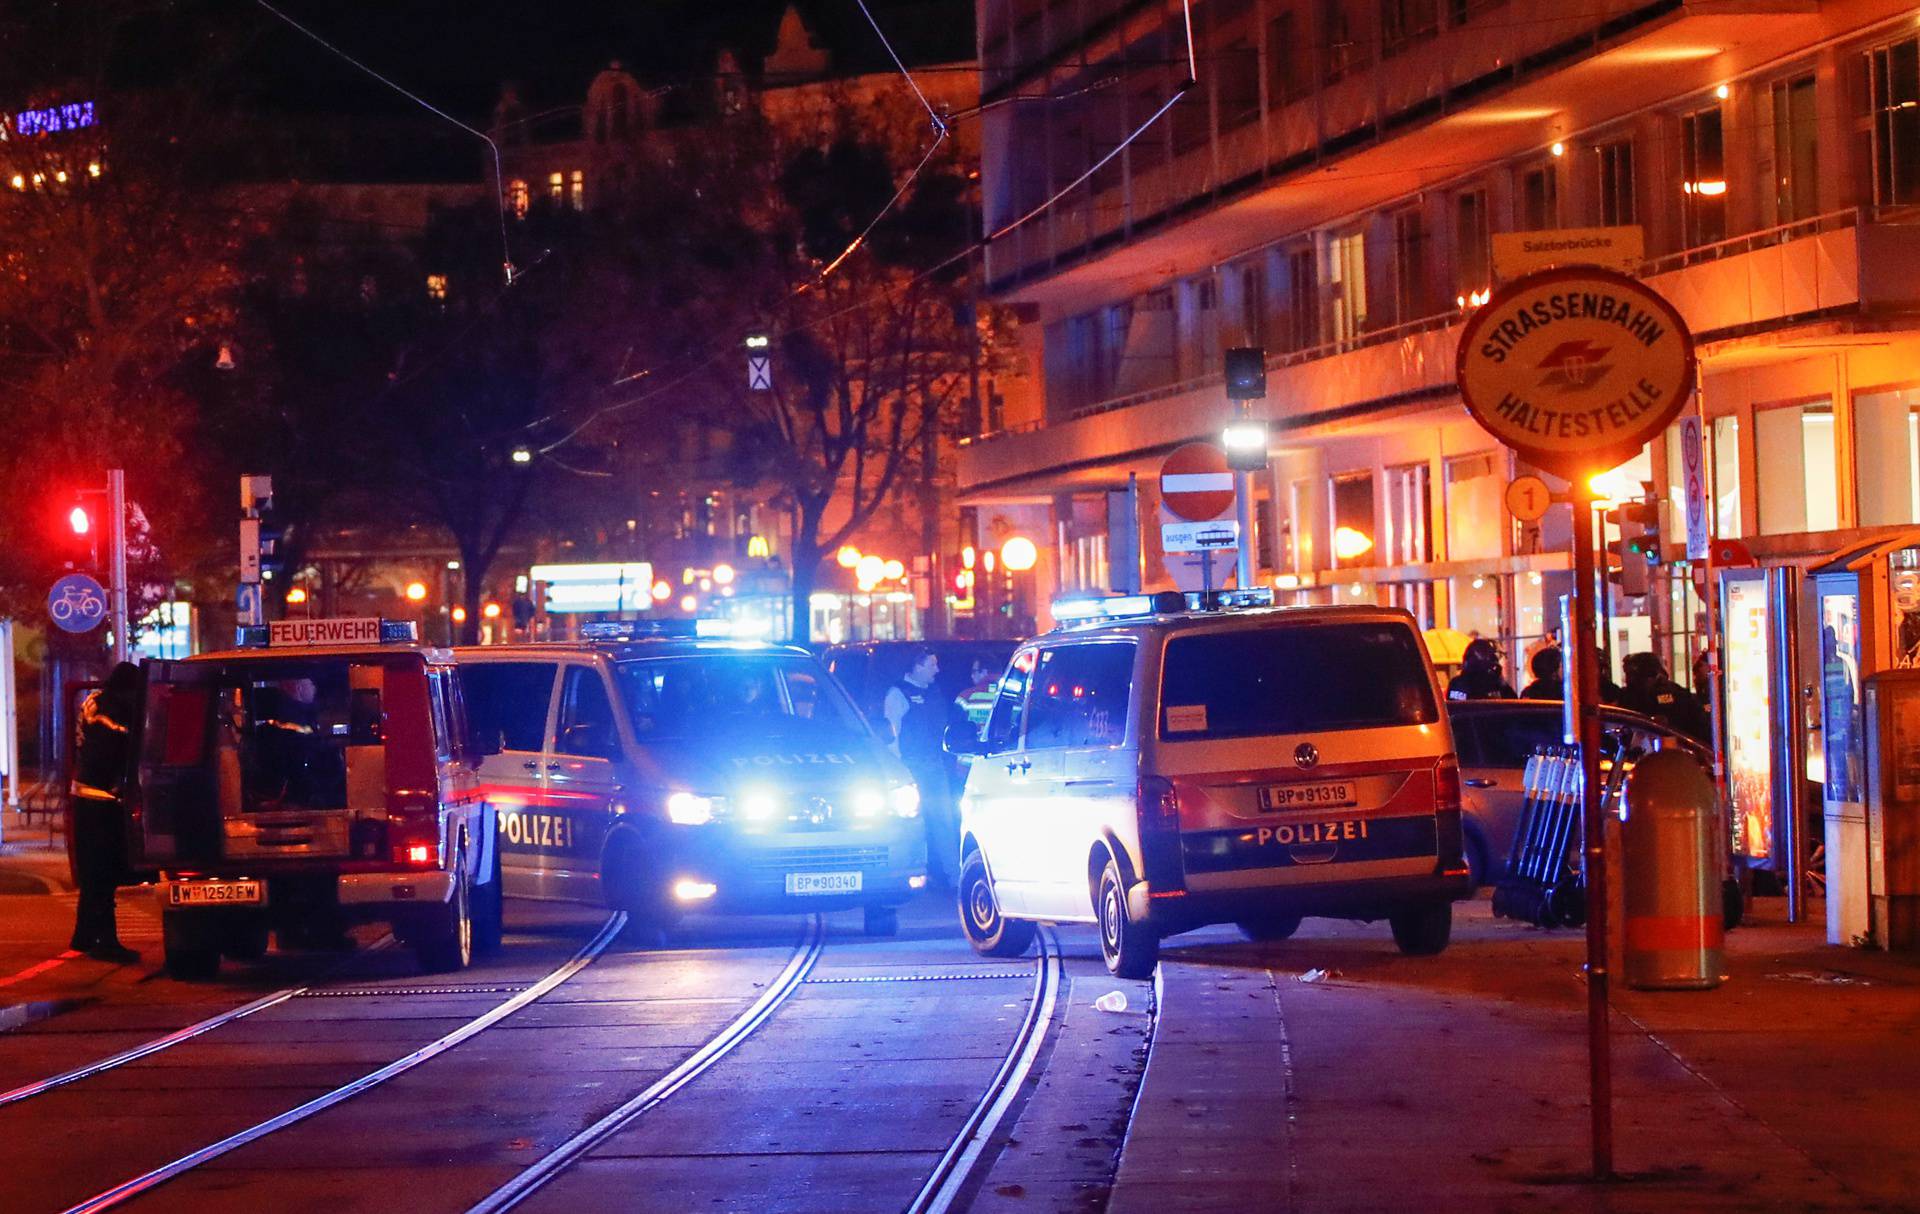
[{"left": 67, "top": 505, "right": 91, "bottom": 535}]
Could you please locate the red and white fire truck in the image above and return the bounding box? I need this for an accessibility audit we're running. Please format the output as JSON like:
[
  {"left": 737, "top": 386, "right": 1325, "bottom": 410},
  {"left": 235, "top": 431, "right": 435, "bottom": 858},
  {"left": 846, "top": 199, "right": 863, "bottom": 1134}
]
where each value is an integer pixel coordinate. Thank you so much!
[{"left": 128, "top": 618, "right": 503, "bottom": 979}]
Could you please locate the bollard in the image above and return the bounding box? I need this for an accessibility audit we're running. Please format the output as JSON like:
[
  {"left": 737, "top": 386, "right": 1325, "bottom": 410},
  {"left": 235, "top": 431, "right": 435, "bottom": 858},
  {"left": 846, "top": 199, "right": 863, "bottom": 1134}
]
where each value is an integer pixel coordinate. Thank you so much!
[{"left": 1621, "top": 749, "right": 1724, "bottom": 991}]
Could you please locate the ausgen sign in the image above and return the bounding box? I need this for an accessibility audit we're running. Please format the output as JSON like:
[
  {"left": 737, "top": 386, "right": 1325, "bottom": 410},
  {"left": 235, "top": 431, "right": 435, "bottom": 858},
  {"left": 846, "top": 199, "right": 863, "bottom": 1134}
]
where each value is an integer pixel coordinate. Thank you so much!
[{"left": 1455, "top": 265, "right": 1695, "bottom": 479}]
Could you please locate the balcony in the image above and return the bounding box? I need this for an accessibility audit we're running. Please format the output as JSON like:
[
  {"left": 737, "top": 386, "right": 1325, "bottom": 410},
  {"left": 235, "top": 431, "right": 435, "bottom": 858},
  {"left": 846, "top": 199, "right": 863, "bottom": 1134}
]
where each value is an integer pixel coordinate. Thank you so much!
[{"left": 959, "top": 209, "right": 1920, "bottom": 500}]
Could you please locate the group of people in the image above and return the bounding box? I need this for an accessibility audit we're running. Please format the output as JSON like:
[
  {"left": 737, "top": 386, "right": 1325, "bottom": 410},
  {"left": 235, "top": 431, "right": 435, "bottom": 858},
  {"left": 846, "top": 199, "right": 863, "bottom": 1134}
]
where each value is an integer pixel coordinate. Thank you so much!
[
  {"left": 880, "top": 648, "right": 998, "bottom": 890},
  {"left": 1446, "top": 637, "right": 1713, "bottom": 743}
]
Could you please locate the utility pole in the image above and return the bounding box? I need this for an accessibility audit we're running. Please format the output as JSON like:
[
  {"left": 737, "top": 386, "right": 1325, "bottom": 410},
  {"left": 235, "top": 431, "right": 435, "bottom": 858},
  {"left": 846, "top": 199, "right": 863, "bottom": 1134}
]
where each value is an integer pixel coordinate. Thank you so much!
[{"left": 107, "top": 469, "right": 128, "bottom": 664}]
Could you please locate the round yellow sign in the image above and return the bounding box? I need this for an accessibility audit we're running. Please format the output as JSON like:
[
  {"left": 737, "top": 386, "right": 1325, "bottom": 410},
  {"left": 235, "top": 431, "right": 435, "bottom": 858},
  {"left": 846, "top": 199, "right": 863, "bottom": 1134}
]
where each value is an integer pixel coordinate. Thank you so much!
[{"left": 1456, "top": 266, "right": 1695, "bottom": 479}]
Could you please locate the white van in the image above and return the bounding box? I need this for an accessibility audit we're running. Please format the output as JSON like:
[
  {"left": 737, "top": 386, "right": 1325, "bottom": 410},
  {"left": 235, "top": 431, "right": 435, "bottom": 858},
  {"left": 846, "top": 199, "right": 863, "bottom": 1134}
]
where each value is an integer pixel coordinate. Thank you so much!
[{"left": 951, "top": 595, "right": 1471, "bottom": 977}]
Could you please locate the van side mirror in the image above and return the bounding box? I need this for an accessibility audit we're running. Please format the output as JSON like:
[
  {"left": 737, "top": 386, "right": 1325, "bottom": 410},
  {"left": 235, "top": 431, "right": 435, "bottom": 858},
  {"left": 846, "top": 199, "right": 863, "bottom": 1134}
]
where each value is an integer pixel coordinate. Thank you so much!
[
  {"left": 945, "top": 720, "right": 989, "bottom": 757},
  {"left": 467, "top": 727, "right": 504, "bottom": 761}
]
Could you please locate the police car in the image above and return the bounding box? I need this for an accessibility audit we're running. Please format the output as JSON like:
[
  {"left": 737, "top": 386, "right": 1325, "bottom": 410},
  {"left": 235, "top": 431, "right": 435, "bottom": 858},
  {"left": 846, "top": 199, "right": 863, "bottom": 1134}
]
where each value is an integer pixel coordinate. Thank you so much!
[
  {"left": 455, "top": 623, "right": 927, "bottom": 935},
  {"left": 131, "top": 619, "right": 503, "bottom": 979},
  {"left": 949, "top": 591, "right": 1472, "bottom": 977}
]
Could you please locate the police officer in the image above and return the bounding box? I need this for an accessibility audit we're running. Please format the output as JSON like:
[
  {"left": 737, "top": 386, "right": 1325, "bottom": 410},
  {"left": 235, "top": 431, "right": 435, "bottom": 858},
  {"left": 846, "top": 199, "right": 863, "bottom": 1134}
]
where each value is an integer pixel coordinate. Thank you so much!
[
  {"left": 70, "top": 662, "right": 141, "bottom": 963},
  {"left": 1620, "top": 651, "right": 1712, "bottom": 744},
  {"left": 1519, "top": 646, "right": 1563, "bottom": 700},
  {"left": 1448, "top": 638, "right": 1516, "bottom": 701},
  {"left": 884, "top": 648, "right": 956, "bottom": 888}
]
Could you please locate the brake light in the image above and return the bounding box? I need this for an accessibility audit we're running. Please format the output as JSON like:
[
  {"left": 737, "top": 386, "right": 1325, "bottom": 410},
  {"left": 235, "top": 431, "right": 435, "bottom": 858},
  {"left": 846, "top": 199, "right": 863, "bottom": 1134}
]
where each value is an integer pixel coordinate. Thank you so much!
[
  {"left": 390, "top": 808, "right": 440, "bottom": 867},
  {"left": 1435, "top": 756, "right": 1461, "bottom": 813},
  {"left": 1137, "top": 775, "right": 1179, "bottom": 831},
  {"left": 406, "top": 844, "right": 432, "bottom": 864}
]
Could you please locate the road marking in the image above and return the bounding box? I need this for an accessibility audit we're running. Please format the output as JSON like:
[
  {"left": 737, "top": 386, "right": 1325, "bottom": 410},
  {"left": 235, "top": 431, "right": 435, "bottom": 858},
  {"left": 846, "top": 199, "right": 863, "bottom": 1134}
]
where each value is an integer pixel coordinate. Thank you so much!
[
  {"left": 907, "top": 927, "right": 1064, "bottom": 1214},
  {"left": 0, "top": 950, "right": 79, "bottom": 990},
  {"left": 58, "top": 914, "right": 625, "bottom": 1214},
  {"left": 465, "top": 915, "right": 826, "bottom": 1214}
]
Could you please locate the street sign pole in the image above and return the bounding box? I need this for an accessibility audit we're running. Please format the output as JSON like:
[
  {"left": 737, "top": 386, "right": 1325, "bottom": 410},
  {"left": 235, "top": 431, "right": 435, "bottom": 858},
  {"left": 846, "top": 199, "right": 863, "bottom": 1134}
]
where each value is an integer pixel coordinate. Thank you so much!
[
  {"left": 1569, "top": 478, "right": 1613, "bottom": 1180},
  {"left": 107, "top": 468, "right": 127, "bottom": 664}
]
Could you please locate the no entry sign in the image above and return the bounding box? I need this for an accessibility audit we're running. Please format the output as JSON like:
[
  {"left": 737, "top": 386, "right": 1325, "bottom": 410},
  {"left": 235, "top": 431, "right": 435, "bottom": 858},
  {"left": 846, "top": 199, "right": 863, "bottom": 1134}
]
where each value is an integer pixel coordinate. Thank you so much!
[
  {"left": 1456, "top": 266, "right": 1695, "bottom": 479},
  {"left": 1159, "top": 443, "right": 1235, "bottom": 522}
]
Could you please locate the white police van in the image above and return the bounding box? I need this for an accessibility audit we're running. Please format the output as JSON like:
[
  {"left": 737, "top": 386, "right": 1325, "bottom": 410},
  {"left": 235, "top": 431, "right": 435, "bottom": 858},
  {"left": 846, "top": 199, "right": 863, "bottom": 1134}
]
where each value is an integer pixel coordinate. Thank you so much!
[
  {"left": 456, "top": 623, "right": 926, "bottom": 935},
  {"left": 950, "top": 591, "right": 1471, "bottom": 977}
]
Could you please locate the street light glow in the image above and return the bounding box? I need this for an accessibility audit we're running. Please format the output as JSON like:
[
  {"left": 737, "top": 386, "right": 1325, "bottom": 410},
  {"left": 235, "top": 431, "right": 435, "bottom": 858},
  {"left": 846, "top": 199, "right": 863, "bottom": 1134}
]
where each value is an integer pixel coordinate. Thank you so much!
[
  {"left": 404, "top": 581, "right": 428, "bottom": 602},
  {"left": 1332, "top": 527, "right": 1375, "bottom": 561},
  {"left": 882, "top": 559, "right": 905, "bottom": 581},
  {"left": 1000, "top": 537, "right": 1038, "bottom": 572},
  {"left": 1221, "top": 421, "right": 1268, "bottom": 452},
  {"left": 510, "top": 446, "right": 533, "bottom": 464},
  {"left": 652, "top": 579, "right": 672, "bottom": 601},
  {"left": 713, "top": 563, "right": 736, "bottom": 585},
  {"left": 836, "top": 546, "right": 862, "bottom": 569},
  {"left": 482, "top": 602, "right": 502, "bottom": 619},
  {"left": 286, "top": 586, "right": 308, "bottom": 605}
]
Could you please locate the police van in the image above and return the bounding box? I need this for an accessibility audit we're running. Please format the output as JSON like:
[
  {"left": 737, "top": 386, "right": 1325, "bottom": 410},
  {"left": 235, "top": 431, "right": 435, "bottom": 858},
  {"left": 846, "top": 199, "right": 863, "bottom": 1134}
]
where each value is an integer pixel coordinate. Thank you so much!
[
  {"left": 131, "top": 619, "right": 503, "bottom": 979},
  {"left": 455, "top": 623, "right": 926, "bottom": 936},
  {"left": 949, "top": 591, "right": 1472, "bottom": 977}
]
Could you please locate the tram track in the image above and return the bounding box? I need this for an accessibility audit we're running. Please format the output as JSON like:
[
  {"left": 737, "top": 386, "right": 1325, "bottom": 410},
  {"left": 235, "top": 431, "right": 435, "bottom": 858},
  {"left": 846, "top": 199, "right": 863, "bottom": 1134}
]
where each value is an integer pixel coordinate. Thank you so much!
[
  {"left": 465, "top": 924, "right": 1064, "bottom": 1214},
  {"left": 51, "top": 914, "right": 626, "bottom": 1214}
]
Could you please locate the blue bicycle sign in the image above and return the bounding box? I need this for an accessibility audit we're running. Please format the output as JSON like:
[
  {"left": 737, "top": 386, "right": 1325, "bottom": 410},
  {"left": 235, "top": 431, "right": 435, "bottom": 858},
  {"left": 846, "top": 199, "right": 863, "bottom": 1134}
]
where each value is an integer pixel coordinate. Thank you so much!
[{"left": 47, "top": 573, "right": 108, "bottom": 634}]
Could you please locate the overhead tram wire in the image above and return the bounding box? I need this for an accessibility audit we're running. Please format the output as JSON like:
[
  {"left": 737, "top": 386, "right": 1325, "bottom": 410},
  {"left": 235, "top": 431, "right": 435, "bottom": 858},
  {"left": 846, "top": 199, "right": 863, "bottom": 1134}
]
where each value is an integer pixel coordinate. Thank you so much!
[
  {"left": 254, "top": 0, "right": 516, "bottom": 285},
  {"left": 524, "top": 0, "right": 1199, "bottom": 456}
]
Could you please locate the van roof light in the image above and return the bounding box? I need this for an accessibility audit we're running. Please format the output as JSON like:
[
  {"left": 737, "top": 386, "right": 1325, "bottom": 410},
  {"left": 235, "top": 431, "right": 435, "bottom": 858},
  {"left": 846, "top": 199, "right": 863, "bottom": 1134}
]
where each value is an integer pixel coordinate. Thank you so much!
[{"left": 240, "top": 618, "right": 419, "bottom": 648}]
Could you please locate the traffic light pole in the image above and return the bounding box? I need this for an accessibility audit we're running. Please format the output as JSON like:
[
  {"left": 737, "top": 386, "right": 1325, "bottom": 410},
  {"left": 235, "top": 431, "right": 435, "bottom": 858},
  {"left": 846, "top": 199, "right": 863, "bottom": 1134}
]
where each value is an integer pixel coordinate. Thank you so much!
[
  {"left": 107, "top": 469, "right": 128, "bottom": 665},
  {"left": 1570, "top": 480, "right": 1614, "bottom": 1181}
]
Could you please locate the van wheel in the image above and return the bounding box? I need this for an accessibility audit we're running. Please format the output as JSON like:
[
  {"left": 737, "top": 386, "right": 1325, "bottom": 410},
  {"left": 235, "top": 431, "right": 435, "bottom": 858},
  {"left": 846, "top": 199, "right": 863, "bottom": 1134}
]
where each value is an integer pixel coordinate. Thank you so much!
[
  {"left": 416, "top": 849, "right": 473, "bottom": 973},
  {"left": 1097, "top": 857, "right": 1158, "bottom": 979},
  {"left": 163, "top": 913, "right": 220, "bottom": 981},
  {"left": 603, "top": 829, "right": 678, "bottom": 936},
  {"left": 472, "top": 835, "right": 504, "bottom": 957},
  {"left": 958, "top": 851, "right": 1034, "bottom": 958},
  {"left": 862, "top": 905, "right": 899, "bottom": 937},
  {"left": 1389, "top": 902, "right": 1452, "bottom": 956},
  {"left": 1236, "top": 914, "right": 1302, "bottom": 942}
]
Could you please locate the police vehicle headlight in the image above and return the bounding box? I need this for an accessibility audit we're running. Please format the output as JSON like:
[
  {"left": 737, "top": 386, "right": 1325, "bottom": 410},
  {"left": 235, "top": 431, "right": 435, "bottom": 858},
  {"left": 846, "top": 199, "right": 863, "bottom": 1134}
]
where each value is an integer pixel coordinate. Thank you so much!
[
  {"left": 741, "top": 789, "right": 780, "bottom": 822},
  {"left": 666, "top": 791, "right": 717, "bottom": 826},
  {"left": 889, "top": 783, "right": 921, "bottom": 819},
  {"left": 852, "top": 787, "right": 886, "bottom": 819}
]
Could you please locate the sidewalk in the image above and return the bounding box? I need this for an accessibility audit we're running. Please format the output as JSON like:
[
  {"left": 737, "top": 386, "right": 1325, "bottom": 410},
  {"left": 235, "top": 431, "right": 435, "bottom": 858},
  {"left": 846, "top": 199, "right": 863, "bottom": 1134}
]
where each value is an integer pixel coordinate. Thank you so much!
[
  {"left": 0, "top": 809, "right": 158, "bottom": 1001},
  {"left": 1109, "top": 897, "right": 1920, "bottom": 1214}
]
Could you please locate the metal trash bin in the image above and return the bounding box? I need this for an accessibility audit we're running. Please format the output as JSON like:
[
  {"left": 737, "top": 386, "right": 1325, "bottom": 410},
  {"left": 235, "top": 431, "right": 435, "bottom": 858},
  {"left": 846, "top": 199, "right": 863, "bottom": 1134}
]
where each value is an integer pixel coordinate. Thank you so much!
[{"left": 1622, "top": 749, "right": 1724, "bottom": 991}]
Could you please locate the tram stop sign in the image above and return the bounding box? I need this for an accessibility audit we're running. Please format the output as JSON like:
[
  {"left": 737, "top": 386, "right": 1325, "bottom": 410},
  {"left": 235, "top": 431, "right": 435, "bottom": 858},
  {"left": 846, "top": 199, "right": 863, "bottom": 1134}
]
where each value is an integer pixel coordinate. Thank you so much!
[
  {"left": 1159, "top": 442, "right": 1236, "bottom": 522},
  {"left": 1456, "top": 266, "right": 1696, "bottom": 479}
]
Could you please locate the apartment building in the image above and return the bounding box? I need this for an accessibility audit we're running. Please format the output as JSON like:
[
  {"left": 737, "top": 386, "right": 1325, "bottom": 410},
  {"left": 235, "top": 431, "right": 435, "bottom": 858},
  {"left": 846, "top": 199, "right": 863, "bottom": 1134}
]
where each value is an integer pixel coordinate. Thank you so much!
[{"left": 962, "top": 0, "right": 1920, "bottom": 678}]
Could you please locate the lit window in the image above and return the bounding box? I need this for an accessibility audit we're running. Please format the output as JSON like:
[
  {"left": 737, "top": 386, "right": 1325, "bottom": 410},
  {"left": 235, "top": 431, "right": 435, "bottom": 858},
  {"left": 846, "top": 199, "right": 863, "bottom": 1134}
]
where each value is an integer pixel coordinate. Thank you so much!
[
  {"left": 569, "top": 169, "right": 585, "bottom": 211},
  {"left": 426, "top": 274, "right": 447, "bottom": 301},
  {"left": 549, "top": 171, "right": 564, "bottom": 200},
  {"left": 507, "top": 179, "right": 528, "bottom": 217}
]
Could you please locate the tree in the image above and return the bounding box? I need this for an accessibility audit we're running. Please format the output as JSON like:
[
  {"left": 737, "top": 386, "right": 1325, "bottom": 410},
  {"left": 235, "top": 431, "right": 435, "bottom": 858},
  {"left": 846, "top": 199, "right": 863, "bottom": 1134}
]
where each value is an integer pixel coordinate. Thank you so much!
[
  {"left": 0, "top": 3, "right": 250, "bottom": 625},
  {"left": 549, "top": 82, "right": 990, "bottom": 643}
]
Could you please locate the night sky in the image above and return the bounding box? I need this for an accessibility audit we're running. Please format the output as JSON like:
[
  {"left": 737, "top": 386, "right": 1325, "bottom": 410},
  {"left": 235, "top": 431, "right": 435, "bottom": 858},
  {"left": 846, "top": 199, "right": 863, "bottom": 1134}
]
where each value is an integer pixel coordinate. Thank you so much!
[{"left": 224, "top": 0, "right": 975, "bottom": 117}]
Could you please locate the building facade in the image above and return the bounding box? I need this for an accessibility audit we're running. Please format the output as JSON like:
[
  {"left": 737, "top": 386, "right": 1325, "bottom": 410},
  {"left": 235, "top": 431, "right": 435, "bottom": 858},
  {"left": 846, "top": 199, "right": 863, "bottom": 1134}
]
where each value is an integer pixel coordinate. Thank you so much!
[{"left": 967, "top": 0, "right": 1920, "bottom": 941}]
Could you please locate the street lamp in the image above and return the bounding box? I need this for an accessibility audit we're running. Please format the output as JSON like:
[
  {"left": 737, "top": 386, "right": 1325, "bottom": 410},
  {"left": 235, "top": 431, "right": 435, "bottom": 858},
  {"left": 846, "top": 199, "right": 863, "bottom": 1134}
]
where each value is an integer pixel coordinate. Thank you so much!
[
  {"left": 1221, "top": 420, "right": 1270, "bottom": 472},
  {"left": 404, "top": 581, "right": 428, "bottom": 602},
  {"left": 1000, "top": 537, "right": 1038, "bottom": 572},
  {"left": 836, "top": 546, "right": 862, "bottom": 569},
  {"left": 510, "top": 446, "right": 533, "bottom": 465}
]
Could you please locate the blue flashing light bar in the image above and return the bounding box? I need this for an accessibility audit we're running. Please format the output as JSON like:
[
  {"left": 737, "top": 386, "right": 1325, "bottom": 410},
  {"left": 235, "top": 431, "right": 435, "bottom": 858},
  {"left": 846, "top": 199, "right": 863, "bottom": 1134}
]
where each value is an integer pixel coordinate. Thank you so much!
[
  {"left": 578, "top": 618, "right": 735, "bottom": 641},
  {"left": 1050, "top": 594, "right": 1158, "bottom": 622},
  {"left": 1051, "top": 587, "right": 1277, "bottom": 625}
]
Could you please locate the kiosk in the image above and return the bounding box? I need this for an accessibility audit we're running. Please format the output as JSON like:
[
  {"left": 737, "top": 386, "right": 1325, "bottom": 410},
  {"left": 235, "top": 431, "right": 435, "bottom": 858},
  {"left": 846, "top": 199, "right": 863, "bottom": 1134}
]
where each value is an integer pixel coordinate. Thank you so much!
[{"left": 1807, "top": 529, "right": 1920, "bottom": 947}]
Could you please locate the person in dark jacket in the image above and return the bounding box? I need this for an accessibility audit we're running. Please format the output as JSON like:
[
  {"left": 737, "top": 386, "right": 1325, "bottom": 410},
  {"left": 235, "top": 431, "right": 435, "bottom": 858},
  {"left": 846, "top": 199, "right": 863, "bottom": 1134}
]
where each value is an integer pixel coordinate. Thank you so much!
[
  {"left": 1448, "top": 638, "right": 1516, "bottom": 701},
  {"left": 884, "top": 649, "right": 956, "bottom": 887},
  {"left": 1619, "top": 652, "right": 1712, "bottom": 743},
  {"left": 69, "top": 662, "right": 141, "bottom": 963},
  {"left": 1520, "top": 647, "right": 1563, "bottom": 700}
]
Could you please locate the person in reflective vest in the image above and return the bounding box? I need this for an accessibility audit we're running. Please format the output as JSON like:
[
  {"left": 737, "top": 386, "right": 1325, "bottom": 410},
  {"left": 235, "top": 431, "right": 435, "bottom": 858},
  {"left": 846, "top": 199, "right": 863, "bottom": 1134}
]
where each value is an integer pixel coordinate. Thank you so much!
[{"left": 70, "top": 662, "right": 141, "bottom": 963}]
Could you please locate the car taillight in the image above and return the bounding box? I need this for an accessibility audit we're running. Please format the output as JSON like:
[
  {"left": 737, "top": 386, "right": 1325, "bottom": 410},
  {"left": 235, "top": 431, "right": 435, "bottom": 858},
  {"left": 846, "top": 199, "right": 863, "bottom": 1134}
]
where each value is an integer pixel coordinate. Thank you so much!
[
  {"left": 1137, "top": 775, "right": 1179, "bottom": 832},
  {"left": 1435, "top": 756, "right": 1462, "bottom": 814},
  {"left": 389, "top": 810, "right": 440, "bottom": 867}
]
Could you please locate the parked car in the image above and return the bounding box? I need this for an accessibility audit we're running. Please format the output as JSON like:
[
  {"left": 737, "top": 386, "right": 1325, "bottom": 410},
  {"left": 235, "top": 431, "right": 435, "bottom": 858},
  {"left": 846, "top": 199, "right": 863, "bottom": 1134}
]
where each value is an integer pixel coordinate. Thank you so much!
[{"left": 1447, "top": 698, "right": 1711, "bottom": 888}]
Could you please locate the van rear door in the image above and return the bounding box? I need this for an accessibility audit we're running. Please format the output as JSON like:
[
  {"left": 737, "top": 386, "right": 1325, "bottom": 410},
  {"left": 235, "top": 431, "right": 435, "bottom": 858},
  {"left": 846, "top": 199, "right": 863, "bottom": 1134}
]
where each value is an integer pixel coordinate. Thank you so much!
[
  {"left": 131, "top": 660, "right": 220, "bottom": 871},
  {"left": 1153, "top": 619, "right": 1451, "bottom": 880}
]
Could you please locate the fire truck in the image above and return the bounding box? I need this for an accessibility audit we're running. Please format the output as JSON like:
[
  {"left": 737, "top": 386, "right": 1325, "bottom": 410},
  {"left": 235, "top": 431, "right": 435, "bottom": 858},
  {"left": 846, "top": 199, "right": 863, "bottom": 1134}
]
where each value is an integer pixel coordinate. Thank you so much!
[{"left": 129, "top": 618, "right": 503, "bottom": 979}]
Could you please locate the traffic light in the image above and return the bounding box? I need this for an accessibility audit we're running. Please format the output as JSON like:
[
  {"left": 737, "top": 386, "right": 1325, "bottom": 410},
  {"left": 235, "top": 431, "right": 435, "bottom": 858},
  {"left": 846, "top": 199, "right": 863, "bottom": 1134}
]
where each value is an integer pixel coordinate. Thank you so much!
[
  {"left": 59, "top": 497, "right": 98, "bottom": 570},
  {"left": 1224, "top": 346, "right": 1267, "bottom": 401},
  {"left": 256, "top": 501, "right": 288, "bottom": 582},
  {"left": 1604, "top": 482, "right": 1661, "bottom": 598}
]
